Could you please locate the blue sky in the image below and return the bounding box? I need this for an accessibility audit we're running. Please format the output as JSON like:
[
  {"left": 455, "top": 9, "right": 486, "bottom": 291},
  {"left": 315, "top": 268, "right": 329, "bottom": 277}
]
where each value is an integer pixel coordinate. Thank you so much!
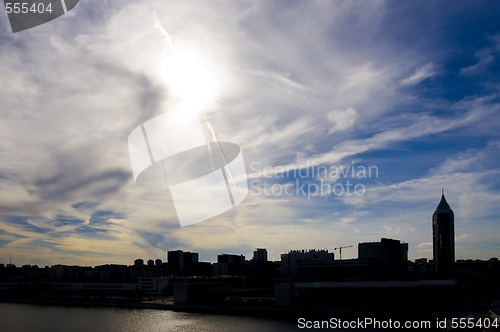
[{"left": 0, "top": 1, "right": 499, "bottom": 266}]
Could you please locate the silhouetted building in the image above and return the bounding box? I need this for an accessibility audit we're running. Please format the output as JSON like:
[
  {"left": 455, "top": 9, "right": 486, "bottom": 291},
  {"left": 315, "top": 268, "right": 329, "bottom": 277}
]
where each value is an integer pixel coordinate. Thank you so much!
[
  {"left": 167, "top": 250, "right": 199, "bottom": 276},
  {"left": 253, "top": 248, "right": 268, "bottom": 262},
  {"left": 411, "top": 258, "right": 431, "bottom": 275},
  {"left": 184, "top": 252, "right": 199, "bottom": 264},
  {"left": 167, "top": 250, "right": 183, "bottom": 272},
  {"left": 155, "top": 259, "right": 162, "bottom": 268},
  {"left": 49, "top": 265, "right": 89, "bottom": 281},
  {"left": 358, "top": 238, "right": 408, "bottom": 279},
  {"left": 281, "top": 249, "right": 334, "bottom": 279},
  {"left": 94, "top": 264, "right": 128, "bottom": 282},
  {"left": 245, "top": 249, "right": 279, "bottom": 284},
  {"left": 147, "top": 259, "right": 155, "bottom": 269},
  {"left": 298, "top": 259, "right": 371, "bottom": 281},
  {"left": 189, "top": 262, "right": 213, "bottom": 277},
  {"left": 415, "top": 258, "right": 428, "bottom": 265},
  {"left": 433, "top": 191, "right": 455, "bottom": 276},
  {"left": 213, "top": 254, "right": 245, "bottom": 276},
  {"left": 275, "top": 280, "right": 465, "bottom": 311},
  {"left": 217, "top": 254, "right": 245, "bottom": 264},
  {"left": 138, "top": 277, "right": 169, "bottom": 294},
  {"left": 134, "top": 259, "right": 144, "bottom": 269}
]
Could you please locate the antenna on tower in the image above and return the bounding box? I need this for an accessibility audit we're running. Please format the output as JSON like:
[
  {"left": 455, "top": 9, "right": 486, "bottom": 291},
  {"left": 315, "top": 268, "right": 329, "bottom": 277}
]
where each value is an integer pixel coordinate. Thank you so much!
[{"left": 442, "top": 188, "right": 444, "bottom": 196}]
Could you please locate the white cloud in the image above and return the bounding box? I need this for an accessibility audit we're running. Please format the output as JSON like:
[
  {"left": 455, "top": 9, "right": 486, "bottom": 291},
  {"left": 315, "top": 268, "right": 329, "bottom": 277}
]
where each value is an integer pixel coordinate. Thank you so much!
[
  {"left": 417, "top": 242, "right": 432, "bottom": 249},
  {"left": 401, "top": 63, "right": 437, "bottom": 86},
  {"left": 383, "top": 224, "right": 401, "bottom": 235},
  {"left": 456, "top": 234, "right": 471, "bottom": 241},
  {"left": 327, "top": 107, "right": 359, "bottom": 134},
  {"left": 416, "top": 242, "right": 433, "bottom": 254},
  {"left": 432, "top": 140, "right": 500, "bottom": 175},
  {"left": 460, "top": 48, "right": 495, "bottom": 75}
]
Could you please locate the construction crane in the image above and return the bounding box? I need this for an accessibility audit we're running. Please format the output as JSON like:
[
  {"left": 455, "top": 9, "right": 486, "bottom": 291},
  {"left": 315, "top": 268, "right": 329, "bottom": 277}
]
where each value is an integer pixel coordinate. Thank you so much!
[{"left": 334, "top": 245, "right": 353, "bottom": 260}]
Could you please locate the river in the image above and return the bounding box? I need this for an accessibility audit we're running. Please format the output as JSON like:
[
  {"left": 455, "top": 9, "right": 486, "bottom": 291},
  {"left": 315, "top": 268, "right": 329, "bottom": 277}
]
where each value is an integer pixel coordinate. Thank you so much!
[{"left": 0, "top": 302, "right": 303, "bottom": 332}]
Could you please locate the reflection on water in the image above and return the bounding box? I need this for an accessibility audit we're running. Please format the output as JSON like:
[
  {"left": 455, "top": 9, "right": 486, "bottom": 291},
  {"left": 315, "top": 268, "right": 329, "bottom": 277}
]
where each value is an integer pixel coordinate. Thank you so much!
[{"left": 0, "top": 302, "right": 300, "bottom": 332}]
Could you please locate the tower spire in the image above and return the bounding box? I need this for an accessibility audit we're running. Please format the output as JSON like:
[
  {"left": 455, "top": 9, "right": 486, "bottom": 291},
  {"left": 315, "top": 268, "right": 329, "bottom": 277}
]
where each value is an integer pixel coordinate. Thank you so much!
[{"left": 433, "top": 190, "right": 455, "bottom": 276}]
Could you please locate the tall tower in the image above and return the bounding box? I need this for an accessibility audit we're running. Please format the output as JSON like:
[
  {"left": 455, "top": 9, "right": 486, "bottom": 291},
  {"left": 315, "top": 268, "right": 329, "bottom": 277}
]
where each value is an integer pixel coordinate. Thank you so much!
[{"left": 432, "top": 190, "right": 455, "bottom": 276}]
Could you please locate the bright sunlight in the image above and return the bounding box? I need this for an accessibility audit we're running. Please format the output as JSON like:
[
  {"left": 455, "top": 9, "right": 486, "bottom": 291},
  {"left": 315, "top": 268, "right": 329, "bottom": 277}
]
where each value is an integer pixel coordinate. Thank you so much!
[
  {"left": 162, "top": 46, "right": 221, "bottom": 115},
  {"left": 154, "top": 12, "right": 222, "bottom": 120}
]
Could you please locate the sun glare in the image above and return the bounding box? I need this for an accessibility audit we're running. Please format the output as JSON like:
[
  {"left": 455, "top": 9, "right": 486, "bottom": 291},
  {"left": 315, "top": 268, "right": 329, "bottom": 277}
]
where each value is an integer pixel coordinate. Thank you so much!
[{"left": 161, "top": 45, "right": 222, "bottom": 119}]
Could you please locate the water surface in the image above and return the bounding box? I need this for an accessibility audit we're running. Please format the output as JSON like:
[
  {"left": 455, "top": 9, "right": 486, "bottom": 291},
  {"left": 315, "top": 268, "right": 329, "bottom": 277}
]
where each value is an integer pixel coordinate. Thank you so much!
[{"left": 0, "top": 302, "right": 301, "bottom": 332}]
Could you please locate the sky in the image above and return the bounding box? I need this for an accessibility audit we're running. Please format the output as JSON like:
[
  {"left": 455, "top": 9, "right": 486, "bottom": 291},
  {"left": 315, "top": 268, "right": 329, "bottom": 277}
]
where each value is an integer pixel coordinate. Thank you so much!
[{"left": 1, "top": 1, "right": 500, "bottom": 267}]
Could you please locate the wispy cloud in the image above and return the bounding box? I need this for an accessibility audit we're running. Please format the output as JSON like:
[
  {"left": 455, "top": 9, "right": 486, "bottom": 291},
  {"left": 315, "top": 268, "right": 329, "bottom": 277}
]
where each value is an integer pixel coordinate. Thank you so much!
[
  {"left": 401, "top": 63, "right": 438, "bottom": 86},
  {"left": 327, "top": 107, "right": 359, "bottom": 134},
  {"left": 460, "top": 49, "right": 495, "bottom": 75}
]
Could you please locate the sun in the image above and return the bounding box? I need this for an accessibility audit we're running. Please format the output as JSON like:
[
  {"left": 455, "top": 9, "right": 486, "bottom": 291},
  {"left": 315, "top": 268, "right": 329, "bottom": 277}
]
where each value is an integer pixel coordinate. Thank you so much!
[
  {"left": 161, "top": 44, "right": 222, "bottom": 119},
  {"left": 153, "top": 12, "right": 222, "bottom": 119}
]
